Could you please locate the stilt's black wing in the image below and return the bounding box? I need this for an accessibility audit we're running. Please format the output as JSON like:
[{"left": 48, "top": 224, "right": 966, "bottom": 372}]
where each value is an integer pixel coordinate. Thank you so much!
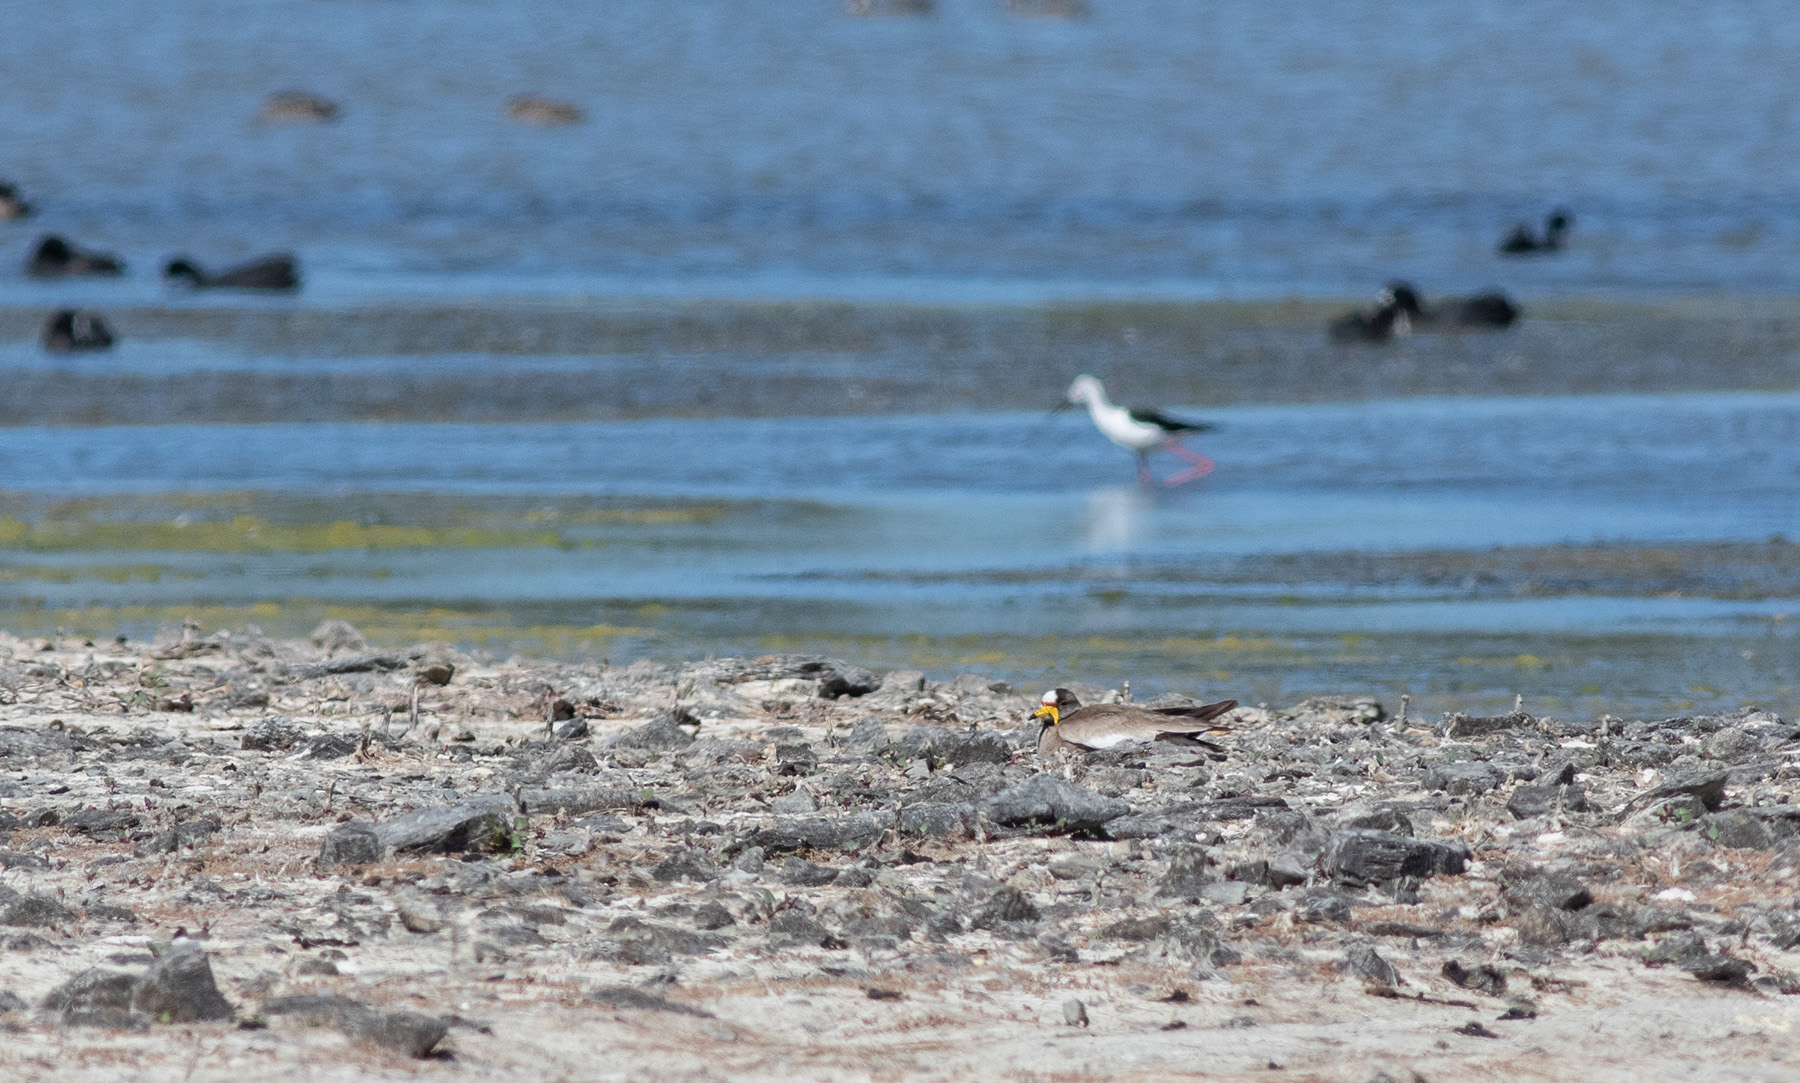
[{"left": 1128, "top": 408, "right": 1213, "bottom": 434}]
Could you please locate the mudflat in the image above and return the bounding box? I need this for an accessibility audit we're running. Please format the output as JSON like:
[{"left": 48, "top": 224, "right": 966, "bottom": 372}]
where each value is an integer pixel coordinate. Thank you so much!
[{"left": 0, "top": 626, "right": 1796, "bottom": 1081}]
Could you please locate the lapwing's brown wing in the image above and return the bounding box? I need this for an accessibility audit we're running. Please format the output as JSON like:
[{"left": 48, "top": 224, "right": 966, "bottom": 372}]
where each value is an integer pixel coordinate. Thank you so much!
[
  {"left": 1148, "top": 699, "right": 1238, "bottom": 735},
  {"left": 1050, "top": 700, "right": 1239, "bottom": 752}
]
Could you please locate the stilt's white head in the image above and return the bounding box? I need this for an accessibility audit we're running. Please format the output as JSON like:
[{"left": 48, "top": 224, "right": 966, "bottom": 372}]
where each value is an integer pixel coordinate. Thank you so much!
[{"left": 1067, "top": 374, "right": 1106, "bottom": 407}]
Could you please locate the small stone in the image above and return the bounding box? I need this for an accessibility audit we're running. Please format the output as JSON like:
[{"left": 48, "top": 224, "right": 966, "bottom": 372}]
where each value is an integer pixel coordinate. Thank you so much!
[
  {"left": 1425, "top": 762, "right": 1502, "bottom": 796},
  {"left": 1337, "top": 944, "right": 1400, "bottom": 988},
  {"left": 416, "top": 662, "right": 455, "bottom": 687},
  {"left": 43, "top": 968, "right": 137, "bottom": 1014},
  {"left": 1324, "top": 830, "right": 1468, "bottom": 887},
  {"left": 2, "top": 893, "right": 74, "bottom": 927},
  {"left": 396, "top": 891, "right": 445, "bottom": 934},
  {"left": 1062, "top": 998, "right": 1089, "bottom": 1027},
  {"left": 692, "top": 901, "right": 736, "bottom": 930},
  {"left": 1506, "top": 783, "right": 1589, "bottom": 820},
  {"left": 1505, "top": 873, "right": 1592, "bottom": 913},
  {"left": 1441, "top": 959, "right": 1507, "bottom": 997},
  {"left": 317, "top": 822, "right": 383, "bottom": 868},
  {"left": 132, "top": 943, "right": 233, "bottom": 1022},
  {"left": 242, "top": 717, "right": 302, "bottom": 752},
  {"left": 652, "top": 850, "right": 721, "bottom": 883},
  {"left": 611, "top": 709, "right": 700, "bottom": 752},
  {"left": 310, "top": 619, "right": 367, "bottom": 653},
  {"left": 1635, "top": 770, "right": 1729, "bottom": 813},
  {"left": 1704, "top": 810, "right": 1774, "bottom": 850},
  {"left": 979, "top": 775, "right": 1129, "bottom": 832}
]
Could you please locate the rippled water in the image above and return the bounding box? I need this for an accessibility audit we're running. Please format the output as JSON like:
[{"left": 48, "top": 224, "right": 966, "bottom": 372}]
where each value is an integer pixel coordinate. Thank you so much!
[{"left": 3, "top": 1, "right": 1800, "bottom": 298}]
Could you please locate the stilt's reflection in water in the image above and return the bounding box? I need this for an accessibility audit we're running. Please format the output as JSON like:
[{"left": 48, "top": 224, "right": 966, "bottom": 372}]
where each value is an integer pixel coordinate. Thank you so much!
[{"left": 1083, "top": 485, "right": 1154, "bottom": 554}]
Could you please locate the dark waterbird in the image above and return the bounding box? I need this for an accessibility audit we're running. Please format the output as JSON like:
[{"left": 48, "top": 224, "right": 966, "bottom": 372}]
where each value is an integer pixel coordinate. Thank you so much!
[
  {"left": 0, "top": 183, "right": 31, "bottom": 221},
  {"left": 1329, "top": 287, "right": 1411, "bottom": 344},
  {"left": 1387, "top": 282, "right": 1520, "bottom": 330},
  {"left": 1498, "top": 210, "right": 1572, "bottom": 255},
  {"left": 26, "top": 235, "right": 124, "bottom": 278},
  {"left": 42, "top": 309, "right": 114, "bottom": 353},
  {"left": 163, "top": 253, "right": 300, "bottom": 291}
]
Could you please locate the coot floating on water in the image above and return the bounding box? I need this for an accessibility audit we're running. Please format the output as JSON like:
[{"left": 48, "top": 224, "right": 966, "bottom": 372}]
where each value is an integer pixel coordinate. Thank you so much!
[
  {"left": 1329, "top": 289, "right": 1411, "bottom": 344},
  {"left": 26, "top": 235, "right": 124, "bottom": 278},
  {"left": 42, "top": 309, "right": 114, "bottom": 353},
  {"left": 0, "top": 183, "right": 31, "bottom": 221},
  {"left": 1388, "top": 282, "right": 1520, "bottom": 330},
  {"left": 1499, "top": 210, "right": 1572, "bottom": 255},
  {"left": 163, "top": 254, "right": 300, "bottom": 291}
]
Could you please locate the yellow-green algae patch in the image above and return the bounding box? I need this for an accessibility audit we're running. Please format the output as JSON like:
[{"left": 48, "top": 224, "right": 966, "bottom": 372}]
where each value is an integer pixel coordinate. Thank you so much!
[
  {"left": 0, "top": 563, "right": 189, "bottom": 584},
  {"left": 0, "top": 515, "right": 570, "bottom": 553},
  {"left": 0, "top": 602, "right": 652, "bottom": 656}
]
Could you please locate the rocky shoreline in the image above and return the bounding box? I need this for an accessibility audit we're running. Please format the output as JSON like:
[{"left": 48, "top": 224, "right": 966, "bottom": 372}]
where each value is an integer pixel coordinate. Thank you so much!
[{"left": 1, "top": 623, "right": 1798, "bottom": 1081}]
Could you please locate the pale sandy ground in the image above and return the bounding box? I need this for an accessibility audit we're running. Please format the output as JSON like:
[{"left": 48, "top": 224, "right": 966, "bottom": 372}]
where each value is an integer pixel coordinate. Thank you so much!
[{"left": 0, "top": 630, "right": 1796, "bottom": 1082}]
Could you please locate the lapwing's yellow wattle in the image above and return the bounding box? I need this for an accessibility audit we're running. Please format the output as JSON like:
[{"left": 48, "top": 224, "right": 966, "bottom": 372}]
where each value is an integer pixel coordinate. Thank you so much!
[{"left": 1032, "top": 704, "right": 1061, "bottom": 726}]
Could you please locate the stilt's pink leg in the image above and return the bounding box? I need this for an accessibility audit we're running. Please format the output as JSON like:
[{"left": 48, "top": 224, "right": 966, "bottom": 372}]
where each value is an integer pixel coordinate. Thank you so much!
[{"left": 1163, "top": 441, "right": 1215, "bottom": 486}]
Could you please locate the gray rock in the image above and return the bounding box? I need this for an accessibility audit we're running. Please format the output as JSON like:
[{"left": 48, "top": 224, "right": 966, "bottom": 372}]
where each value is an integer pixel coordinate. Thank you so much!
[
  {"left": 652, "top": 850, "right": 721, "bottom": 883},
  {"left": 1704, "top": 810, "right": 1774, "bottom": 849},
  {"left": 1156, "top": 847, "right": 1216, "bottom": 899},
  {"left": 780, "top": 859, "right": 839, "bottom": 886},
  {"left": 970, "top": 886, "right": 1038, "bottom": 928},
  {"left": 241, "top": 717, "right": 302, "bottom": 751},
  {"left": 538, "top": 745, "right": 600, "bottom": 775},
  {"left": 415, "top": 661, "right": 455, "bottom": 687},
  {"left": 2, "top": 893, "right": 74, "bottom": 927},
  {"left": 519, "top": 786, "right": 638, "bottom": 816},
  {"left": 768, "top": 910, "right": 836, "bottom": 946},
  {"left": 1514, "top": 905, "right": 1578, "bottom": 947},
  {"left": 262, "top": 994, "right": 448, "bottom": 1057},
  {"left": 132, "top": 942, "right": 232, "bottom": 1022},
  {"left": 1441, "top": 959, "right": 1507, "bottom": 996},
  {"left": 1634, "top": 769, "right": 1729, "bottom": 813},
  {"left": 375, "top": 796, "right": 517, "bottom": 854},
  {"left": 896, "top": 803, "right": 971, "bottom": 838},
  {"left": 693, "top": 901, "right": 736, "bottom": 930},
  {"left": 1062, "top": 998, "right": 1089, "bottom": 1027},
  {"left": 1442, "top": 711, "right": 1532, "bottom": 738},
  {"left": 610, "top": 709, "right": 700, "bottom": 751},
  {"left": 134, "top": 819, "right": 221, "bottom": 857},
  {"left": 1505, "top": 874, "right": 1592, "bottom": 913},
  {"left": 1505, "top": 783, "right": 1589, "bottom": 820},
  {"left": 43, "top": 968, "right": 137, "bottom": 1013},
  {"left": 396, "top": 891, "right": 445, "bottom": 934},
  {"left": 587, "top": 986, "right": 714, "bottom": 1017},
  {"left": 748, "top": 813, "right": 885, "bottom": 854},
  {"left": 0, "top": 990, "right": 26, "bottom": 1014},
  {"left": 287, "top": 653, "right": 407, "bottom": 680},
  {"left": 1424, "top": 761, "right": 1503, "bottom": 796},
  {"left": 297, "top": 733, "right": 359, "bottom": 760},
  {"left": 310, "top": 619, "right": 368, "bottom": 654},
  {"left": 1705, "top": 727, "right": 1761, "bottom": 762},
  {"left": 1337, "top": 944, "right": 1400, "bottom": 987},
  {"left": 979, "top": 775, "right": 1128, "bottom": 832},
  {"left": 317, "top": 822, "right": 383, "bottom": 868},
  {"left": 1324, "top": 830, "right": 1468, "bottom": 887}
]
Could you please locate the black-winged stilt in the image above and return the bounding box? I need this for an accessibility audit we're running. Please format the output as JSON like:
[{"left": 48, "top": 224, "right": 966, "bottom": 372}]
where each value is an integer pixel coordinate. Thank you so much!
[{"left": 1058, "top": 374, "right": 1216, "bottom": 487}]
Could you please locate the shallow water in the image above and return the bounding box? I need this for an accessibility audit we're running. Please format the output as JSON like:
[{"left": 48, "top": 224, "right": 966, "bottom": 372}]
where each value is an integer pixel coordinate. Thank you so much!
[{"left": 1, "top": 391, "right": 1795, "bottom": 715}]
